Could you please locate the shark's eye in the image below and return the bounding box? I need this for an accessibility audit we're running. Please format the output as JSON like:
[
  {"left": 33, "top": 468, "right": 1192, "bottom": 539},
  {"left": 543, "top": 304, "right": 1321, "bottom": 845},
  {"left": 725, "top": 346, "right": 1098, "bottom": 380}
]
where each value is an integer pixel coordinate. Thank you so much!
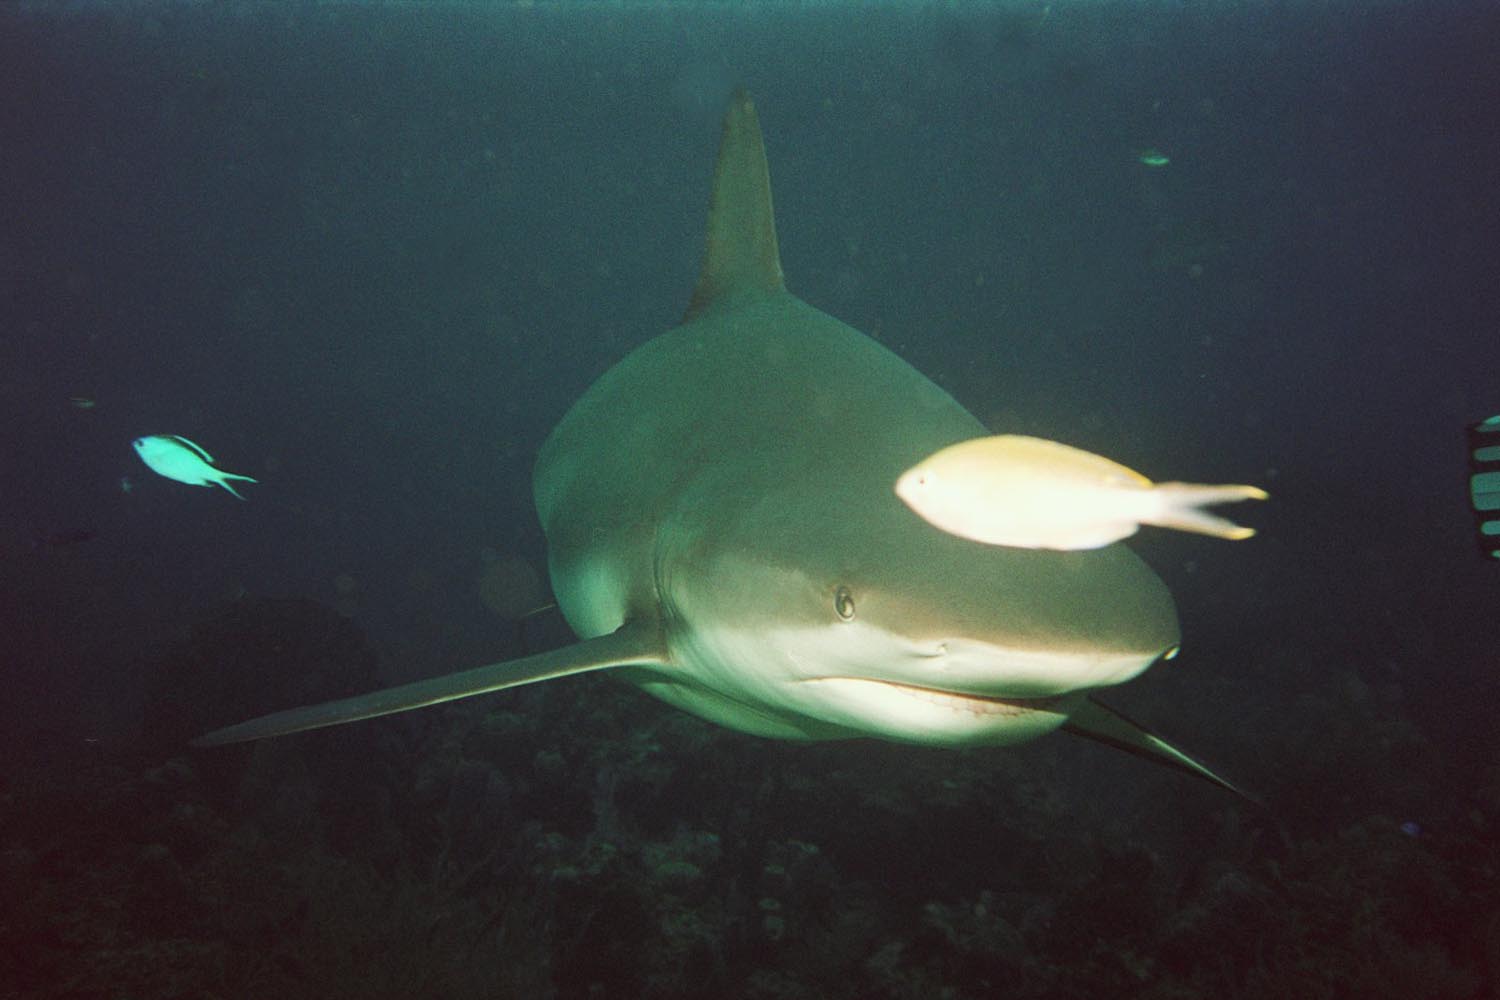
[{"left": 834, "top": 585, "right": 856, "bottom": 621}]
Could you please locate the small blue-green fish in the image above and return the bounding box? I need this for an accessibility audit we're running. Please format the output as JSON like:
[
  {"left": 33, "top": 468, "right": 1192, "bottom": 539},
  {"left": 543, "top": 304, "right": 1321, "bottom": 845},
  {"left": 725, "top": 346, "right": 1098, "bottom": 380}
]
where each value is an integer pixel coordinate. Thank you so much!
[
  {"left": 132, "top": 435, "right": 258, "bottom": 500},
  {"left": 69, "top": 396, "right": 96, "bottom": 410},
  {"left": 1137, "top": 149, "right": 1171, "bottom": 167}
]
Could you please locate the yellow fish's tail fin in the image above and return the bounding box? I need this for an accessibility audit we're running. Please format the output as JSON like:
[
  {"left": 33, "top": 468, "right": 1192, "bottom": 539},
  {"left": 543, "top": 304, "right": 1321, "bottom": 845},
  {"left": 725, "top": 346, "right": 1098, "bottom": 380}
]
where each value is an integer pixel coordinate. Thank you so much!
[{"left": 1145, "top": 482, "right": 1268, "bottom": 540}]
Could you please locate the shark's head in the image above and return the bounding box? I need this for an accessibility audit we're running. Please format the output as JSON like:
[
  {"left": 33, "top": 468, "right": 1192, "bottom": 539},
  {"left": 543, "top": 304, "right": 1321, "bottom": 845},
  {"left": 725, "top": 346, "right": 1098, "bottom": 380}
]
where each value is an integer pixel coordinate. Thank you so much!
[{"left": 652, "top": 493, "right": 1181, "bottom": 747}]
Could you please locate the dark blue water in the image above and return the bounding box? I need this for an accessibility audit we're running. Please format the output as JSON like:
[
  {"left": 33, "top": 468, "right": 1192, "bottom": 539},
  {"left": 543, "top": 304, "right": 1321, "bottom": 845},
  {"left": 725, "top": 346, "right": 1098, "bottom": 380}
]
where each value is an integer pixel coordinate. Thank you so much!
[{"left": 2, "top": 3, "right": 1497, "bottom": 997}]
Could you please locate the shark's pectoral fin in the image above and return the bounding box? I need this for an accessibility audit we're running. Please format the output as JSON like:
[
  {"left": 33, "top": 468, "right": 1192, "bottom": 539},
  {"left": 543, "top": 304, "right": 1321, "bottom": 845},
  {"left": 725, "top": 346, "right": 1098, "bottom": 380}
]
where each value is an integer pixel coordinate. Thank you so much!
[
  {"left": 1063, "top": 697, "right": 1259, "bottom": 804},
  {"left": 193, "top": 619, "right": 669, "bottom": 747}
]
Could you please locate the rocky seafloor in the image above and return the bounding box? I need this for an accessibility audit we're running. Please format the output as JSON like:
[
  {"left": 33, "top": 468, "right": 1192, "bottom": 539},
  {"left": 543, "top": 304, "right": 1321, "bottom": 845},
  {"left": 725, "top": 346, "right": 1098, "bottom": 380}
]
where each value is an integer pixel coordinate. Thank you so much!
[{"left": 2, "top": 598, "right": 1496, "bottom": 999}]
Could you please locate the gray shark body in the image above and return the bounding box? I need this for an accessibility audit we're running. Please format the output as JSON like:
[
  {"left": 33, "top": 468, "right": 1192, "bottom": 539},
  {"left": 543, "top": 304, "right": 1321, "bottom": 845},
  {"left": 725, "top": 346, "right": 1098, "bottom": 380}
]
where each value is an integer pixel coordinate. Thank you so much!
[{"left": 198, "top": 94, "right": 1242, "bottom": 798}]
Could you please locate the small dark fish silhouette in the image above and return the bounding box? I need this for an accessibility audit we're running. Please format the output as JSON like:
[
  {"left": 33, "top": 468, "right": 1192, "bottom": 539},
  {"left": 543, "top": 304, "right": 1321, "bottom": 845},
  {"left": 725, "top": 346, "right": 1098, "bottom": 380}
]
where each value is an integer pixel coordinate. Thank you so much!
[{"left": 33, "top": 528, "right": 98, "bottom": 550}]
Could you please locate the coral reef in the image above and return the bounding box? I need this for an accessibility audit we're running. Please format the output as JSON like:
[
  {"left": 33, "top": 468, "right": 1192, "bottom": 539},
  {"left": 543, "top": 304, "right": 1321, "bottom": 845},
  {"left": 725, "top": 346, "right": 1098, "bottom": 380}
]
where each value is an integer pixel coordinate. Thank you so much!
[{"left": 1, "top": 600, "right": 1493, "bottom": 999}]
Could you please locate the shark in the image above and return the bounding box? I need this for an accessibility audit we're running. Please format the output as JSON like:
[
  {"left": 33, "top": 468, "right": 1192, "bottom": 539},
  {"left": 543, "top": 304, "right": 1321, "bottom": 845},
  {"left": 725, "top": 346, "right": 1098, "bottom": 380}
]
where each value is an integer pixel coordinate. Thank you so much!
[{"left": 197, "top": 92, "right": 1247, "bottom": 800}]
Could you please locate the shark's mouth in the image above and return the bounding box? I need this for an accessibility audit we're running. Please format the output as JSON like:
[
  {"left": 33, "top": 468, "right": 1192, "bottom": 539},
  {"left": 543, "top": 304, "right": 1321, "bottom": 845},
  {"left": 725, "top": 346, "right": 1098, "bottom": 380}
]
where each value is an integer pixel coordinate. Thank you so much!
[
  {"left": 805, "top": 677, "right": 1066, "bottom": 717},
  {"left": 902, "top": 683, "right": 1066, "bottom": 714},
  {"left": 869, "top": 681, "right": 1065, "bottom": 716}
]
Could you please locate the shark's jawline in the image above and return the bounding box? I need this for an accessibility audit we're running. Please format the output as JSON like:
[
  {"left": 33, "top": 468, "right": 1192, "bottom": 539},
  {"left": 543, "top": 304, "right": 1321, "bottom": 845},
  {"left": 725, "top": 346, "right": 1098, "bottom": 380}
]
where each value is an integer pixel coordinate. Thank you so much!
[
  {"left": 803, "top": 678, "right": 1065, "bottom": 716},
  {"left": 192, "top": 90, "right": 1248, "bottom": 802}
]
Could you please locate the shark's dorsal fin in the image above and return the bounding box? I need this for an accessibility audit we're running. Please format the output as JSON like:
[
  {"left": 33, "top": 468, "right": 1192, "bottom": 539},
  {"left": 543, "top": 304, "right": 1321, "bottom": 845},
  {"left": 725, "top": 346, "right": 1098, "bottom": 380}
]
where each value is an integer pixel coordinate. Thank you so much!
[
  {"left": 192, "top": 619, "right": 669, "bottom": 746},
  {"left": 684, "top": 89, "right": 785, "bottom": 321}
]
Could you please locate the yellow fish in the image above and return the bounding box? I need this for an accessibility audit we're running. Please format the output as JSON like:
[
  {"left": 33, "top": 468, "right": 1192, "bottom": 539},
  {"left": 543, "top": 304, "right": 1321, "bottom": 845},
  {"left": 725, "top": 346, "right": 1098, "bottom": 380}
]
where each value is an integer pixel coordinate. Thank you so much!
[{"left": 896, "top": 435, "right": 1266, "bottom": 550}]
